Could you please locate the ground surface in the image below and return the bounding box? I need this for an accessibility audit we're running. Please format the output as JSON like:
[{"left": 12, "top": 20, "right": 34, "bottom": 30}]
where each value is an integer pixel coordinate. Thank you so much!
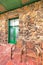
[{"left": 0, "top": 44, "right": 41, "bottom": 65}]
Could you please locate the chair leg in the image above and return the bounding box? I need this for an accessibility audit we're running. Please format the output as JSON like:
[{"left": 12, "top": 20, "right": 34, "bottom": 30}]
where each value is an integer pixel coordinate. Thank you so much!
[
  {"left": 25, "top": 48, "right": 27, "bottom": 62},
  {"left": 21, "top": 53, "right": 22, "bottom": 62},
  {"left": 11, "top": 44, "right": 16, "bottom": 59},
  {"left": 20, "top": 50, "right": 24, "bottom": 62},
  {"left": 11, "top": 47, "right": 13, "bottom": 59}
]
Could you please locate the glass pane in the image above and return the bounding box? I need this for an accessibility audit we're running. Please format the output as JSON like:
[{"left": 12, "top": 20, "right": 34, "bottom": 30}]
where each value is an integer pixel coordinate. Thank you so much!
[
  {"left": 10, "top": 20, "right": 15, "bottom": 26},
  {"left": 10, "top": 19, "right": 19, "bottom": 26},
  {"left": 10, "top": 27, "right": 14, "bottom": 41},
  {"left": 14, "top": 19, "right": 19, "bottom": 26},
  {"left": 15, "top": 27, "right": 19, "bottom": 40}
]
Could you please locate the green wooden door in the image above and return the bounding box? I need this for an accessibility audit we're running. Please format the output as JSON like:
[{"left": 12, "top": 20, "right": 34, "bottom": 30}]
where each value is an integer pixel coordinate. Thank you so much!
[
  {"left": 8, "top": 18, "right": 19, "bottom": 44},
  {"left": 10, "top": 27, "right": 17, "bottom": 44}
]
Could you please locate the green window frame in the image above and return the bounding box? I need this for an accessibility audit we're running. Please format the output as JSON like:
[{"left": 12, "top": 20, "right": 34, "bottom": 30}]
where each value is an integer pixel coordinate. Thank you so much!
[{"left": 8, "top": 17, "right": 19, "bottom": 44}]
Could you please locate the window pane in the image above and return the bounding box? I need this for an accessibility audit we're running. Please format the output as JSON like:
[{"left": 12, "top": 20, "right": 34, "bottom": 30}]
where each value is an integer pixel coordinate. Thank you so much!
[
  {"left": 15, "top": 27, "right": 19, "bottom": 39},
  {"left": 14, "top": 19, "right": 19, "bottom": 26},
  {"left": 10, "top": 19, "right": 19, "bottom": 26}
]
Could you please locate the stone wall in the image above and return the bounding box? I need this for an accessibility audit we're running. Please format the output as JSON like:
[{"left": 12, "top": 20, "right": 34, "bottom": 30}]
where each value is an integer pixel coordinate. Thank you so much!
[
  {"left": 0, "top": 14, "right": 8, "bottom": 44},
  {"left": 0, "top": 1, "right": 43, "bottom": 64},
  {"left": 20, "top": 1, "right": 43, "bottom": 41},
  {"left": 0, "top": 1, "right": 43, "bottom": 44}
]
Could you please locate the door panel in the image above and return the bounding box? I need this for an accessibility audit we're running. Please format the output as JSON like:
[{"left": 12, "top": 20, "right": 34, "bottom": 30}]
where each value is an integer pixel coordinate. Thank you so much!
[{"left": 10, "top": 26, "right": 19, "bottom": 44}]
